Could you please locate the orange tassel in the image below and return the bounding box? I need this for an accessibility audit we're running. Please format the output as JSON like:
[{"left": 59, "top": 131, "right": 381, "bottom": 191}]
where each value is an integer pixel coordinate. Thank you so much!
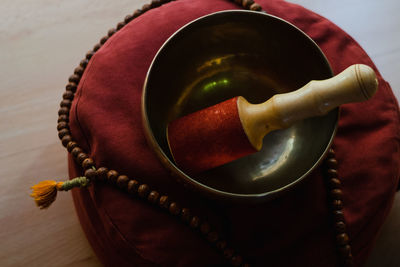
[
  {"left": 30, "top": 180, "right": 64, "bottom": 209},
  {"left": 30, "top": 176, "right": 90, "bottom": 209}
]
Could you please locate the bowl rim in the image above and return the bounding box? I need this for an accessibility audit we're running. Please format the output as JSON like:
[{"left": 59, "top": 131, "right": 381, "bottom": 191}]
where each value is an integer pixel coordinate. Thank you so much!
[{"left": 142, "top": 9, "right": 337, "bottom": 202}]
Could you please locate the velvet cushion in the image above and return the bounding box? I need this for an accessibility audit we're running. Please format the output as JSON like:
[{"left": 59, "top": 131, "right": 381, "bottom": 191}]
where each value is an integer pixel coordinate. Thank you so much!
[{"left": 68, "top": 0, "right": 400, "bottom": 266}]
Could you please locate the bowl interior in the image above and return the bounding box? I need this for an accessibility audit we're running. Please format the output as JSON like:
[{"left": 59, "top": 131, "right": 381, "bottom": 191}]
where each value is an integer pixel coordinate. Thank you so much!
[{"left": 143, "top": 10, "right": 337, "bottom": 199}]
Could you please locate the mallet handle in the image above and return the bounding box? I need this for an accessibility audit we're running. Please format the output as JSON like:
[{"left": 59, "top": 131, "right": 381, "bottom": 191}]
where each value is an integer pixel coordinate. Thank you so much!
[{"left": 238, "top": 64, "right": 378, "bottom": 150}]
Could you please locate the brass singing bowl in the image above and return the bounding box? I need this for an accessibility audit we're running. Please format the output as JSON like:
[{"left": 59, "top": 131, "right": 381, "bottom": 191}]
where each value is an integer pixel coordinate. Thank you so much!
[{"left": 142, "top": 10, "right": 337, "bottom": 202}]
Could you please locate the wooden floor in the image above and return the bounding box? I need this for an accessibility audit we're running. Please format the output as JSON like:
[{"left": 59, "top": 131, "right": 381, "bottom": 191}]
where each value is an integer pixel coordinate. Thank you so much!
[{"left": 0, "top": 0, "right": 398, "bottom": 266}]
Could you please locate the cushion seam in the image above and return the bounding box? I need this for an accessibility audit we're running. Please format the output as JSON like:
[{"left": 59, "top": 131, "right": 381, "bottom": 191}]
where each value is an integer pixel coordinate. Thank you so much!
[
  {"left": 73, "top": 58, "right": 95, "bottom": 154},
  {"left": 98, "top": 195, "right": 160, "bottom": 265}
]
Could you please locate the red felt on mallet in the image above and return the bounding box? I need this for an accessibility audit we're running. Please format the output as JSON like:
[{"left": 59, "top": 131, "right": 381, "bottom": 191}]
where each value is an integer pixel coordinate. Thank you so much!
[
  {"left": 167, "top": 97, "right": 257, "bottom": 174},
  {"left": 167, "top": 64, "right": 378, "bottom": 174}
]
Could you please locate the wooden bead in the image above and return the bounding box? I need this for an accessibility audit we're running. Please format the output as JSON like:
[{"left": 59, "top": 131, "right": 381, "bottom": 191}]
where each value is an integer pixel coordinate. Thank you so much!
[
  {"left": 58, "top": 107, "right": 69, "bottom": 116},
  {"left": 181, "top": 208, "right": 191, "bottom": 222},
  {"left": 57, "top": 121, "right": 68, "bottom": 131},
  {"left": 84, "top": 168, "right": 97, "bottom": 180},
  {"left": 331, "top": 189, "right": 343, "bottom": 200},
  {"left": 68, "top": 74, "right": 80, "bottom": 83},
  {"left": 116, "top": 22, "right": 125, "bottom": 30},
  {"left": 58, "top": 114, "right": 69, "bottom": 123},
  {"left": 250, "top": 3, "right": 262, "bottom": 11},
  {"left": 242, "top": 0, "right": 254, "bottom": 8},
  {"left": 148, "top": 190, "right": 160, "bottom": 204},
  {"left": 332, "top": 199, "right": 343, "bottom": 210},
  {"left": 60, "top": 99, "right": 72, "bottom": 108},
  {"left": 207, "top": 231, "right": 218, "bottom": 243},
  {"left": 77, "top": 152, "right": 88, "bottom": 165},
  {"left": 107, "top": 170, "right": 119, "bottom": 183},
  {"left": 93, "top": 43, "right": 101, "bottom": 52},
  {"left": 216, "top": 240, "right": 227, "bottom": 250},
  {"left": 231, "top": 255, "right": 243, "bottom": 266},
  {"left": 200, "top": 222, "right": 211, "bottom": 234},
  {"left": 327, "top": 169, "right": 338, "bottom": 178},
  {"left": 66, "top": 141, "right": 78, "bottom": 152},
  {"left": 138, "top": 184, "right": 150, "bottom": 198},
  {"left": 150, "top": 0, "right": 161, "bottom": 8},
  {"left": 124, "top": 14, "right": 133, "bottom": 24},
  {"left": 74, "top": 67, "right": 84, "bottom": 76},
  {"left": 82, "top": 158, "right": 94, "bottom": 169},
  {"left": 107, "top": 28, "right": 116, "bottom": 37},
  {"left": 132, "top": 9, "right": 142, "bottom": 18},
  {"left": 96, "top": 167, "right": 108, "bottom": 181},
  {"left": 190, "top": 216, "right": 200, "bottom": 228},
  {"left": 159, "top": 195, "right": 169, "bottom": 209},
  {"left": 61, "top": 135, "right": 72, "bottom": 147},
  {"left": 66, "top": 82, "right": 77, "bottom": 92},
  {"left": 333, "top": 210, "right": 345, "bottom": 221},
  {"left": 169, "top": 202, "right": 180, "bottom": 215},
  {"left": 86, "top": 50, "right": 95, "bottom": 60},
  {"left": 117, "top": 175, "right": 129, "bottom": 189},
  {"left": 63, "top": 91, "right": 74, "bottom": 100},
  {"left": 338, "top": 244, "right": 351, "bottom": 258},
  {"left": 71, "top": 147, "right": 82, "bottom": 157},
  {"left": 58, "top": 128, "right": 70, "bottom": 139},
  {"left": 335, "top": 221, "right": 347, "bottom": 233},
  {"left": 127, "top": 179, "right": 139, "bottom": 194},
  {"left": 100, "top": 36, "right": 108, "bottom": 45},
  {"left": 223, "top": 248, "right": 234, "bottom": 259},
  {"left": 327, "top": 148, "right": 335, "bottom": 157},
  {"left": 336, "top": 233, "right": 350, "bottom": 246},
  {"left": 329, "top": 178, "right": 341, "bottom": 188},
  {"left": 141, "top": 3, "right": 151, "bottom": 12},
  {"left": 80, "top": 59, "right": 88, "bottom": 68},
  {"left": 327, "top": 158, "right": 338, "bottom": 169}
]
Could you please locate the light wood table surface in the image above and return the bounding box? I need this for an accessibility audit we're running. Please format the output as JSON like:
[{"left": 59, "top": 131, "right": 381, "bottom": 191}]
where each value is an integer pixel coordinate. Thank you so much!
[{"left": 0, "top": 0, "right": 398, "bottom": 266}]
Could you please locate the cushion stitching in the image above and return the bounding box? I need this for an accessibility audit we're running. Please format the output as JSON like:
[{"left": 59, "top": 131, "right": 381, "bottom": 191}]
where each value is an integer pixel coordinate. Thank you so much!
[
  {"left": 99, "top": 197, "right": 160, "bottom": 265},
  {"left": 73, "top": 58, "right": 95, "bottom": 154}
]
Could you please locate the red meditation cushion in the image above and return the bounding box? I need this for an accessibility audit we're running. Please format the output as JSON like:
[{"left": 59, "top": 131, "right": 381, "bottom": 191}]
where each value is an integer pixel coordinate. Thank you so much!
[{"left": 67, "top": 0, "right": 400, "bottom": 266}]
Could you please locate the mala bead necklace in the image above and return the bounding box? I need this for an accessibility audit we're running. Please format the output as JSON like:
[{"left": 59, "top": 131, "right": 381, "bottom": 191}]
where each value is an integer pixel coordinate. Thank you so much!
[
  {"left": 30, "top": 0, "right": 353, "bottom": 266},
  {"left": 324, "top": 149, "right": 354, "bottom": 267}
]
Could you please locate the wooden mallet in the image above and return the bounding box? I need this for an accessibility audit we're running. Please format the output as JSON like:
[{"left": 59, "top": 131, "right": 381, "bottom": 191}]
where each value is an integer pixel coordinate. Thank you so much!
[{"left": 167, "top": 64, "right": 378, "bottom": 174}]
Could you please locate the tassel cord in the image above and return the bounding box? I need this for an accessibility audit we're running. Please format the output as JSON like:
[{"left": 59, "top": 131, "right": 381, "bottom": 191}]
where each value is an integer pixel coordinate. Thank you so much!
[{"left": 60, "top": 176, "right": 90, "bottom": 191}]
